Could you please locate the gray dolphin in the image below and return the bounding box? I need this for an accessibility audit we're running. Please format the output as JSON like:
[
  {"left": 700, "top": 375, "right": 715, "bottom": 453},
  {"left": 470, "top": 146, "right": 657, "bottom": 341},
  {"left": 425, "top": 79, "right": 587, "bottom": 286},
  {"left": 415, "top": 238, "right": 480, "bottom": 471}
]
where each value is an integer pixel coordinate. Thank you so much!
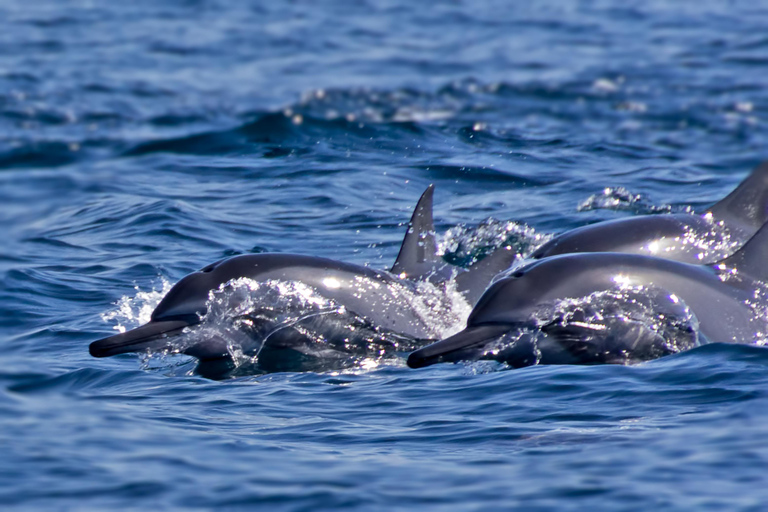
[
  {"left": 90, "top": 186, "right": 516, "bottom": 362},
  {"left": 530, "top": 161, "right": 768, "bottom": 264},
  {"left": 407, "top": 220, "right": 768, "bottom": 369}
]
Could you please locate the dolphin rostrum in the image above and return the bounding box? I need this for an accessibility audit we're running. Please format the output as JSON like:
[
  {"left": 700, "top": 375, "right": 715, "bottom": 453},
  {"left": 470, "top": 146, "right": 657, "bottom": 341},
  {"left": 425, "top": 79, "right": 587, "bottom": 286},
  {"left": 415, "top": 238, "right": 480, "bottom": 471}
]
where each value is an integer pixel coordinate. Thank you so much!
[
  {"left": 530, "top": 161, "right": 768, "bottom": 264},
  {"left": 90, "top": 186, "right": 516, "bottom": 363},
  {"left": 408, "top": 220, "right": 768, "bottom": 369}
]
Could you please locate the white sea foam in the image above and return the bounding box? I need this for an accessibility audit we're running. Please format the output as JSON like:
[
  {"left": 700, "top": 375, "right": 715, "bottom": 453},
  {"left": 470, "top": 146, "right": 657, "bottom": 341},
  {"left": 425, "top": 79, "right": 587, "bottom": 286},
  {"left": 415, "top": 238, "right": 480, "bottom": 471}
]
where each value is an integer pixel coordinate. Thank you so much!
[{"left": 100, "top": 278, "right": 174, "bottom": 334}]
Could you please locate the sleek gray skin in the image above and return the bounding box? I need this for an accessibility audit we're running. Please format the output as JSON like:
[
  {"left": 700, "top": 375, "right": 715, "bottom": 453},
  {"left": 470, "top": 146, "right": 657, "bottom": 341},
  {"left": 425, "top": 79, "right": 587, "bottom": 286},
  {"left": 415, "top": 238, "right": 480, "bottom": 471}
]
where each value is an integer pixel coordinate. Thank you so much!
[
  {"left": 408, "top": 220, "right": 768, "bottom": 369},
  {"left": 90, "top": 186, "right": 516, "bottom": 361},
  {"left": 530, "top": 161, "right": 768, "bottom": 264}
]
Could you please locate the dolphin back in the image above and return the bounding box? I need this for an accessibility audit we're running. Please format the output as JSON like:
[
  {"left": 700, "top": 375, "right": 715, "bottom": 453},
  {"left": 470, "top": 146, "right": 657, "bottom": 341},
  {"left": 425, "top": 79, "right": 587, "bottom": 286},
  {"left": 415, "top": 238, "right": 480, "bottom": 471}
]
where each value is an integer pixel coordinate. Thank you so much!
[{"left": 89, "top": 319, "right": 194, "bottom": 358}]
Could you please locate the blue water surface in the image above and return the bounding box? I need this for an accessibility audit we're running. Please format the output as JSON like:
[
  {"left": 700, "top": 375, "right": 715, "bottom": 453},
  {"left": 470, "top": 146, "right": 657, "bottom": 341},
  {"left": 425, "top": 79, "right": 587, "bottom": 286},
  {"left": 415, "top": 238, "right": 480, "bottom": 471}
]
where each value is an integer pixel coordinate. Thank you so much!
[{"left": 2, "top": 0, "right": 768, "bottom": 509}]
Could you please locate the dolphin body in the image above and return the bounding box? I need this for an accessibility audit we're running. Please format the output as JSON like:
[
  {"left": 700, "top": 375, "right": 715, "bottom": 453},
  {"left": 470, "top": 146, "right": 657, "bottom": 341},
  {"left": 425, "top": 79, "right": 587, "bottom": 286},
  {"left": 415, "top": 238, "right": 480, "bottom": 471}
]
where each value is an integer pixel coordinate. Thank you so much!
[
  {"left": 530, "top": 161, "right": 768, "bottom": 264},
  {"left": 407, "top": 220, "right": 768, "bottom": 369},
  {"left": 90, "top": 186, "right": 515, "bottom": 364}
]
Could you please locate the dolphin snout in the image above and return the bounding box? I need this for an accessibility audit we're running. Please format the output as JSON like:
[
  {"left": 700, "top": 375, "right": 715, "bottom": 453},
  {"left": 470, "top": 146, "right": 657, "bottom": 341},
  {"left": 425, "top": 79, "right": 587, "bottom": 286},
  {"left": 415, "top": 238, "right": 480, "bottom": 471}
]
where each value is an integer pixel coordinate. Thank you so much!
[
  {"left": 407, "top": 324, "right": 512, "bottom": 368},
  {"left": 89, "top": 317, "right": 197, "bottom": 358}
]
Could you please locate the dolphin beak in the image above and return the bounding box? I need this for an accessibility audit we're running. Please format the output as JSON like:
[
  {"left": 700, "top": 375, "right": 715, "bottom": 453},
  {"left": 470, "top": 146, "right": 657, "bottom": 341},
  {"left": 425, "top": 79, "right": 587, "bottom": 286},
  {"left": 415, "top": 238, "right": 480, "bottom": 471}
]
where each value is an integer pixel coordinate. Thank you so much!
[
  {"left": 89, "top": 319, "right": 194, "bottom": 358},
  {"left": 407, "top": 324, "right": 511, "bottom": 368}
]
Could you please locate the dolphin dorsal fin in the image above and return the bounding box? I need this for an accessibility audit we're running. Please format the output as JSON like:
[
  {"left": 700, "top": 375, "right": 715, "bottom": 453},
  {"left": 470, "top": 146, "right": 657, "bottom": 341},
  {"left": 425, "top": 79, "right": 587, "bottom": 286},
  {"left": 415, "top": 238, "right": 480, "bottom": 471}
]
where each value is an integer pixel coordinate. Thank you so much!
[
  {"left": 708, "top": 161, "right": 768, "bottom": 233},
  {"left": 454, "top": 246, "right": 517, "bottom": 305},
  {"left": 716, "top": 221, "right": 768, "bottom": 282},
  {"left": 390, "top": 185, "right": 441, "bottom": 279}
]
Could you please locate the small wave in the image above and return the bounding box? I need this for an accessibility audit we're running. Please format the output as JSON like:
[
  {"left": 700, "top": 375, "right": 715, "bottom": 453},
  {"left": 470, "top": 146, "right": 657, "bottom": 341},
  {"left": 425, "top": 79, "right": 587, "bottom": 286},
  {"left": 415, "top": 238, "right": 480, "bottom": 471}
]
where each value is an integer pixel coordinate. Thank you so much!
[
  {"left": 123, "top": 110, "right": 391, "bottom": 157},
  {"left": 122, "top": 79, "right": 587, "bottom": 160},
  {"left": 0, "top": 140, "right": 82, "bottom": 169},
  {"left": 416, "top": 163, "right": 552, "bottom": 187}
]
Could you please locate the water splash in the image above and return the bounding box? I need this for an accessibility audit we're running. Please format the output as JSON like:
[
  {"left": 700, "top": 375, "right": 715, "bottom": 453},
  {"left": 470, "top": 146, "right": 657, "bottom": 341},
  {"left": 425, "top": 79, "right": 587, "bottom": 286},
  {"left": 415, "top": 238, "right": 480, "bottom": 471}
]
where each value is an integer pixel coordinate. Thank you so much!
[
  {"left": 536, "top": 285, "right": 700, "bottom": 356},
  {"left": 189, "top": 276, "right": 474, "bottom": 374},
  {"left": 99, "top": 278, "right": 174, "bottom": 334},
  {"left": 406, "top": 279, "right": 473, "bottom": 339},
  {"left": 577, "top": 186, "right": 677, "bottom": 214},
  {"left": 198, "top": 277, "right": 363, "bottom": 364},
  {"left": 478, "top": 285, "right": 702, "bottom": 367},
  {"left": 440, "top": 218, "right": 550, "bottom": 265}
]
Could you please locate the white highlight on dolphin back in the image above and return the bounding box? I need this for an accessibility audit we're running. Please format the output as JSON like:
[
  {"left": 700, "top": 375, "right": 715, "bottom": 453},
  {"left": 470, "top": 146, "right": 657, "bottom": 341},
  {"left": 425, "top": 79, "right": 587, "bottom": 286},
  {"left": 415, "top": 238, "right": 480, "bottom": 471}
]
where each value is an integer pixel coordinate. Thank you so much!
[
  {"left": 678, "top": 218, "right": 740, "bottom": 263},
  {"left": 742, "top": 278, "right": 768, "bottom": 346}
]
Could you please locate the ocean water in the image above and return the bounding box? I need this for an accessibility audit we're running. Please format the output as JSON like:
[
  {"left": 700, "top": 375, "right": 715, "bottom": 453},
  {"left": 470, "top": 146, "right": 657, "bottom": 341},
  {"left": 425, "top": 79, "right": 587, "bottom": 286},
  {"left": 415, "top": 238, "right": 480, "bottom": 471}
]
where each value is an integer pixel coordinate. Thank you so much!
[{"left": 2, "top": 0, "right": 768, "bottom": 509}]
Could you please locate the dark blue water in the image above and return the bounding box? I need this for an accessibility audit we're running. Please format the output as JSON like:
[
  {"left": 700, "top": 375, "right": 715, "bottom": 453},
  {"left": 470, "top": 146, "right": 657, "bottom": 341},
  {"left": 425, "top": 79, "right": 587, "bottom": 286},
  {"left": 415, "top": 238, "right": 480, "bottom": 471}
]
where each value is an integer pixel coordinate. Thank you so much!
[{"left": 3, "top": 1, "right": 768, "bottom": 509}]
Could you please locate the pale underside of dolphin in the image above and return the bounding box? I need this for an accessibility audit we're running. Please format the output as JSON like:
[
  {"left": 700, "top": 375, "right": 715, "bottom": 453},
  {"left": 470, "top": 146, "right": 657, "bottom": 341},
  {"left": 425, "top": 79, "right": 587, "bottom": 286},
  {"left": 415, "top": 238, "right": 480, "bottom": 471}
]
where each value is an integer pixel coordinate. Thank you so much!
[
  {"left": 89, "top": 185, "right": 516, "bottom": 363},
  {"left": 407, "top": 217, "right": 768, "bottom": 370},
  {"left": 530, "top": 161, "right": 768, "bottom": 264}
]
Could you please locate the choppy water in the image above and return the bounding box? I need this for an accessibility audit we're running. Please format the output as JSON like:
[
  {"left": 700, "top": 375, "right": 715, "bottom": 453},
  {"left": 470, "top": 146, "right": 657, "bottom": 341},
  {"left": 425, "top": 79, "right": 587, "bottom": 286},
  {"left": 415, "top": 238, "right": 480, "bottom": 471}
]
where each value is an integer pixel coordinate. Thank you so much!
[{"left": 3, "top": 1, "right": 768, "bottom": 509}]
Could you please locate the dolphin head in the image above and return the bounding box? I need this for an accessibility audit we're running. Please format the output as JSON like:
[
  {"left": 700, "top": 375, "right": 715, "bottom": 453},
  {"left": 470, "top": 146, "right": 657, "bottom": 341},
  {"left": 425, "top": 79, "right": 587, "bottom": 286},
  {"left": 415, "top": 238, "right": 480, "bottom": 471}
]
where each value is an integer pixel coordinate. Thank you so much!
[
  {"left": 89, "top": 252, "right": 396, "bottom": 360},
  {"left": 407, "top": 261, "right": 556, "bottom": 368},
  {"left": 149, "top": 259, "right": 228, "bottom": 322},
  {"left": 407, "top": 253, "right": 687, "bottom": 369},
  {"left": 89, "top": 256, "right": 258, "bottom": 358},
  {"left": 463, "top": 256, "right": 609, "bottom": 325}
]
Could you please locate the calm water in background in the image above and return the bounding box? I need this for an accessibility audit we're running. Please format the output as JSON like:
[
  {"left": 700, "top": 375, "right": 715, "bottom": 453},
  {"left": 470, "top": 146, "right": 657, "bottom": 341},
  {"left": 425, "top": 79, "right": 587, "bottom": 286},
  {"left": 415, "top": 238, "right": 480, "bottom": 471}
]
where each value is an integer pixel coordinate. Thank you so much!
[{"left": 2, "top": 1, "right": 768, "bottom": 509}]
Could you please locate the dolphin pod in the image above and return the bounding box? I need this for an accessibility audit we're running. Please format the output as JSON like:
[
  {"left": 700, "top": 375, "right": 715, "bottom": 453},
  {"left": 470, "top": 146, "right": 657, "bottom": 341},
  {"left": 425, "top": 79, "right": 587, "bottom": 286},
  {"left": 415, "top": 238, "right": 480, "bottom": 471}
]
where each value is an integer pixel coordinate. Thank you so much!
[
  {"left": 407, "top": 208, "right": 768, "bottom": 370},
  {"left": 407, "top": 160, "right": 768, "bottom": 370},
  {"left": 92, "top": 160, "right": 768, "bottom": 372},
  {"left": 89, "top": 186, "right": 516, "bottom": 365}
]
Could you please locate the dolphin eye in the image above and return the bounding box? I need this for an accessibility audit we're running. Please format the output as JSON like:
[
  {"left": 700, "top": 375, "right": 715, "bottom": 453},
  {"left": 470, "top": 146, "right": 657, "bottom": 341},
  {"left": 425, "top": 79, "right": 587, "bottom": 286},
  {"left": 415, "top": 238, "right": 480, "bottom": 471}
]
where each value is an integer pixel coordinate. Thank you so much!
[{"left": 510, "top": 270, "right": 525, "bottom": 278}]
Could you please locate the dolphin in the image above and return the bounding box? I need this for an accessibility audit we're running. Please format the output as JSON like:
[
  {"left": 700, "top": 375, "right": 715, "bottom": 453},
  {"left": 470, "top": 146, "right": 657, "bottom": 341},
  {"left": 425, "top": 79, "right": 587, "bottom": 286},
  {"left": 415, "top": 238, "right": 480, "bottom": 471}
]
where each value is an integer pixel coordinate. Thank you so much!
[
  {"left": 89, "top": 185, "right": 516, "bottom": 363},
  {"left": 530, "top": 161, "right": 768, "bottom": 264},
  {"left": 407, "top": 220, "right": 768, "bottom": 369}
]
